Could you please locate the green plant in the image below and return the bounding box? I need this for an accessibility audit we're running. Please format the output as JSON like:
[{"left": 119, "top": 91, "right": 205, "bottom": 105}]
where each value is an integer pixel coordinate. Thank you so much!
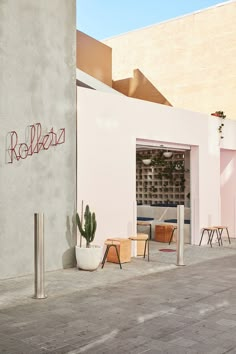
[
  {"left": 211, "top": 111, "right": 226, "bottom": 139},
  {"left": 136, "top": 153, "right": 143, "bottom": 164},
  {"left": 136, "top": 150, "right": 189, "bottom": 203},
  {"left": 76, "top": 205, "right": 97, "bottom": 248}
]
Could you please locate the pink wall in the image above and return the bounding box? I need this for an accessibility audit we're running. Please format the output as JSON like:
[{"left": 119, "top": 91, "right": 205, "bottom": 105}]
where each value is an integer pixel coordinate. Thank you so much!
[
  {"left": 221, "top": 149, "right": 236, "bottom": 237},
  {"left": 77, "top": 87, "right": 236, "bottom": 246}
]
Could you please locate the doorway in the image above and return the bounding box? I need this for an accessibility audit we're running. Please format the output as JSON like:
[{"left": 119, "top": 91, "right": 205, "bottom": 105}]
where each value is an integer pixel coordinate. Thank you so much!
[{"left": 136, "top": 140, "right": 191, "bottom": 245}]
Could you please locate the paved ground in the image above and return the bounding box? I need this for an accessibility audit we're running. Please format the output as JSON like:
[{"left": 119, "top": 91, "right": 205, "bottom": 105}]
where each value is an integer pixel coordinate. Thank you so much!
[
  {"left": 1, "top": 240, "right": 236, "bottom": 353},
  {"left": 1, "top": 239, "right": 236, "bottom": 310}
]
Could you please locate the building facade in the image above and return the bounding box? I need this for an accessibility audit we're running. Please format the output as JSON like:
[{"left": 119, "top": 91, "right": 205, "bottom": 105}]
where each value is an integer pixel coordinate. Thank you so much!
[{"left": 1, "top": 1, "right": 236, "bottom": 281}]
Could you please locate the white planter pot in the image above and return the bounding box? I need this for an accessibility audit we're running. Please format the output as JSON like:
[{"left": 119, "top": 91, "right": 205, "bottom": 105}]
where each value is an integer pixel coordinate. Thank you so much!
[{"left": 75, "top": 245, "right": 102, "bottom": 271}]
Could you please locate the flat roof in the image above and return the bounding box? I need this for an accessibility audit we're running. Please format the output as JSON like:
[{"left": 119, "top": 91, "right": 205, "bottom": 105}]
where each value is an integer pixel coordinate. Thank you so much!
[{"left": 76, "top": 69, "right": 123, "bottom": 95}]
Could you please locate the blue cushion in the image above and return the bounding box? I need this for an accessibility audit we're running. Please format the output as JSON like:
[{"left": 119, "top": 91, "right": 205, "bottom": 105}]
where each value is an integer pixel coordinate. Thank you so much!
[
  {"left": 151, "top": 203, "right": 178, "bottom": 207},
  {"left": 164, "top": 219, "right": 190, "bottom": 224},
  {"left": 137, "top": 217, "right": 154, "bottom": 221}
]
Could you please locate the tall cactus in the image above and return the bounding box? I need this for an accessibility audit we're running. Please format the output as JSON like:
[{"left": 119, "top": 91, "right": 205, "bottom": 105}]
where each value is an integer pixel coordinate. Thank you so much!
[{"left": 76, "top": 205, "right": 97, "bottom": 248}]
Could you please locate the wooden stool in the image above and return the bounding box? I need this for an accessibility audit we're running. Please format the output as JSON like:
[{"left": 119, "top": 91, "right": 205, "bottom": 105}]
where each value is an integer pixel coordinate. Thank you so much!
[
  {"left": 155, "top": 224, "right": 176, "bottom": 243},
  {"left": 213, "top": 226, "right": 231, "bottom": 245},
  {"left": 129, "top": 234, "right": 149, "bottom": 261},
  {"left": 136, "top": 233, "right": 148, "bottom": 255},
  {"left": 101, "top": 240, "right": 122, "bottom": 269},
  {"left": 199, "top": 227, "right": 220, "bottom": 247},
  {"left": 106, "top": 238, "right": 131, "bottom": 264},
  {"left": 137, "top": 221, "right": 152, "bottom": 240},
  {"left": 168, "top": 226, "right": 178, "bottom": 245}
]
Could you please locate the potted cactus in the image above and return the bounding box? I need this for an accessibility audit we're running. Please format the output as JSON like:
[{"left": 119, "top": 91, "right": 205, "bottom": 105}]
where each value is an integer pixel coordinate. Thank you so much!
[{"left": 75, "top": 204, "right": 102, "bottom": 271}]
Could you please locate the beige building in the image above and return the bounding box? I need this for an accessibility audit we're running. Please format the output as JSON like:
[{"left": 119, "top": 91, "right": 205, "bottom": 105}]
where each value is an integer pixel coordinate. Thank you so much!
[{"left": 103, "top": 1, "right": 236, "bottom": 119}]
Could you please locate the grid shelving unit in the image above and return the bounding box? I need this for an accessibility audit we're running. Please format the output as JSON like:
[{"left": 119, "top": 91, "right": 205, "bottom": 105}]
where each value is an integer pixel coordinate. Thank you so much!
[{"left": 136, "top": 150, "right": 189, "bottom": 205}]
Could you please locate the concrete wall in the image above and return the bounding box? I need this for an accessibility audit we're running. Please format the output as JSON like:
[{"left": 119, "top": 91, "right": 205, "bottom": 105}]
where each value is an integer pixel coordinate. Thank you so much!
[
  {"left": 104, "top": 1, "right": 236, "bottom": 119},
  {"left": 77, "top": 87, "right": 236, "bottom": 247},
  {"left": 77, "top": 30, "right": 112, "bottom": 86},
  {"left": 0, "top": 0, "right": 76, "bottom": 279}
]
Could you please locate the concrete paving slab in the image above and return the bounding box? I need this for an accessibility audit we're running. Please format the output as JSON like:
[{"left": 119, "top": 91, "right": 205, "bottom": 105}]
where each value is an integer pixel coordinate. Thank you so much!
[
  {"left": 1, "top": 239, "right": 236, "bottom": 310},
  {"left": 1, "top": 250, "right": 236, "bottom": 353}
]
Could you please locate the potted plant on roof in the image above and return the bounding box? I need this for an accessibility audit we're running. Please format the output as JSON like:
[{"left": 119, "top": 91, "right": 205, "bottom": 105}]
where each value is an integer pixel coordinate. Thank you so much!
[
  {"left": 75, "top": 204, "right": 102, "bottom": 271},
  {"left": 211, "top": 111, "right": 226, "bottom": 139}
]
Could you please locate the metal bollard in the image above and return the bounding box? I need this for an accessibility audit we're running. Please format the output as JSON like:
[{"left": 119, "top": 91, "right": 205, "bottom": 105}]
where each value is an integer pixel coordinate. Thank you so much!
[
  {"left": 33, "top": 213, "right": 47, "bottom": 299},
  {"left": 176, "top": 205, "right": 185, "bottom": 266}
]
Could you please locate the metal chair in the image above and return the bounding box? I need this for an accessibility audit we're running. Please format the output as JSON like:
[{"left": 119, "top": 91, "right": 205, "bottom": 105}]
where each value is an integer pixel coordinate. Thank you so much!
[
  {"left": 199, "top": 227, "right": 220, "bottom": 247},
  {"left": 129, "top": 234, "right": 149, "bottom": 261},
  {"left": 137, "top": 221, "right": 152, "bottom": 240},
  {"left": 168, "top": 226, "right": 177, "bottom": 245},
  {"left": 101, "top": 240, "right": 122, "bottom": 269},
  {"left": 213, "top": 226, "right": 231, "bottom": 245}
]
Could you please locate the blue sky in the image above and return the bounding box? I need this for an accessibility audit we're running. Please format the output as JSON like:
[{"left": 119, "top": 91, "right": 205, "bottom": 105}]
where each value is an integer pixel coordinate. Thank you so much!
[{"left": 76, "top": 0, "right": 230, "bottom": 39}]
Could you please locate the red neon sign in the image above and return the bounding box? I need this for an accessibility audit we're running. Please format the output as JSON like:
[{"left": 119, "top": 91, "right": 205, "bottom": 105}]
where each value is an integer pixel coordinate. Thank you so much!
[{"left": 7, "top": 123, "right": 65, "bottom": 163}]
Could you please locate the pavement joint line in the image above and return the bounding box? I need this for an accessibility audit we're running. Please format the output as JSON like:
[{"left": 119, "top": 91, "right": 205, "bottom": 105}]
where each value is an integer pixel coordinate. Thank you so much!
[{"left": 66, "top": 329, "right": 119, "bottom": 354}]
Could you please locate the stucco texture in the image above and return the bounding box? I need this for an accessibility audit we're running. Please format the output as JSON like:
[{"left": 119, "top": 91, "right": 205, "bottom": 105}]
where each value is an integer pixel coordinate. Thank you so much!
[
  {"left": 0, "top": 0, "right": 76, "bottom": 279},
  {"left": 77, "top": 88, "right": 231, "bottom": 247}
]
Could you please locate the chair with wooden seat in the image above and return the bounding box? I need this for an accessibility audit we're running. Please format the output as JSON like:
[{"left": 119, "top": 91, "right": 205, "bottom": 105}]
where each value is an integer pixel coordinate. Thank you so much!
[
  {"left": 137, "top": 220, "right": 152, "bottom": 240},
  {"left": 101, "top": 240, "right": 122, "bottom": 269},
  {"left": 129, "top": 234, "right": 149, "bottom": 261},
  {"left": 199, "top": 227, "right": 221, "bottom": 247},
  {"left": 168, "top": 226, "right": 177, "bottom": 245}
]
